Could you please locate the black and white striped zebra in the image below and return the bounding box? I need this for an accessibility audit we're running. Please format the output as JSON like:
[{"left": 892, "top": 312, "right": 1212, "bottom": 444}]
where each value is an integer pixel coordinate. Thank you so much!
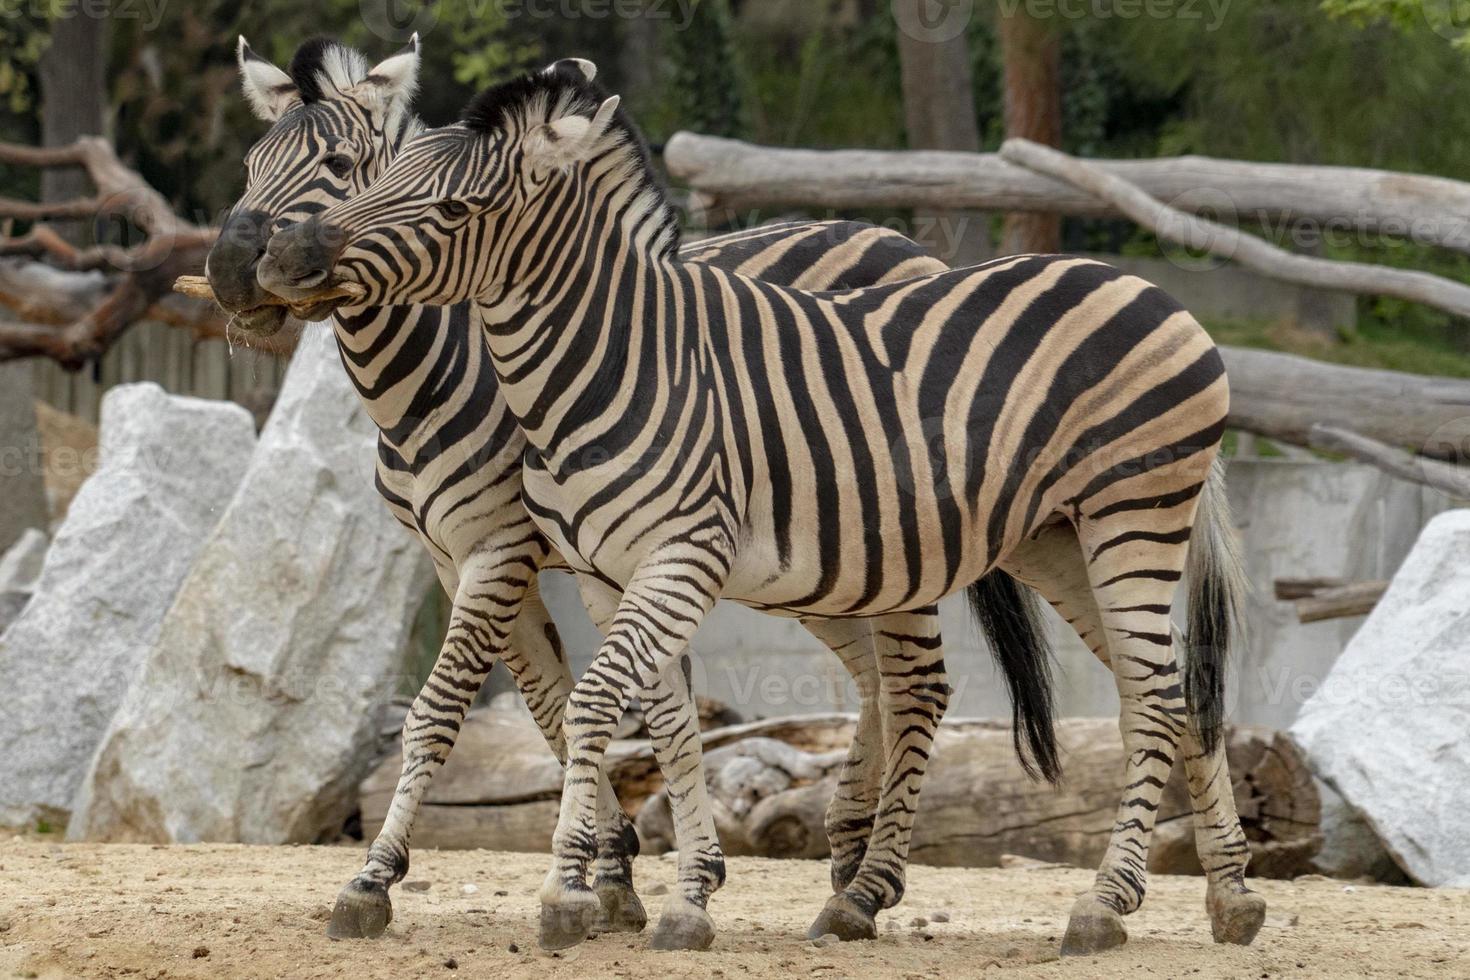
[
  {"left": 208, "top": 36, "right": 993, "bottom": 945},
  {"left": 258, "top": 63, "right": 1266, "bottom": 956}
]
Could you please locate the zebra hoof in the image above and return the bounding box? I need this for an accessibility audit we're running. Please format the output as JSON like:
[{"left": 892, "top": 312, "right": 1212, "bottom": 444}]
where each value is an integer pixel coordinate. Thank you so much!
[
  {"left": 327, "top": 879, "right": 393, "bottom": 940},
  {"left": 806, "top": 893, "right": 876, "bottom": 942},
  {"left": 649, "top": 901, "right": 716, "bottom": 951},
  {"left": 593, "top": 881, "right": 648, "bottom": 934},
  {"left": 538, "top": 892, "right": 600, "bottom": 951},
  {"left": 1208, "top": 887, "right": 1267, "bottom": 946},
  {"left": 1060, "top": 895, "right": 1127, "bottom": 957}
]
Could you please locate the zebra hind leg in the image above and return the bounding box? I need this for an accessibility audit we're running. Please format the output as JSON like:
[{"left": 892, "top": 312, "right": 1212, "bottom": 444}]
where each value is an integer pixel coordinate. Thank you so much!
[
  {"left": 1004, "top": 520, "right": 1262, "bottom": 953},
  {"left": 800, "top": 617, "right": 883, "bottom": 894},
  {"left": 808, "top": 608, "right": 948, "bottom": 941}
]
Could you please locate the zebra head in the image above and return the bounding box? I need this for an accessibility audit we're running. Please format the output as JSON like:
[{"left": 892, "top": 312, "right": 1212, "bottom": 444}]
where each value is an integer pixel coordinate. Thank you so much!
[
  {"left": 206, "top": 34, "right": 421, "bottom": 335},
  {"left": 257, "top": 60, "right": 664, "bottom": 313}
]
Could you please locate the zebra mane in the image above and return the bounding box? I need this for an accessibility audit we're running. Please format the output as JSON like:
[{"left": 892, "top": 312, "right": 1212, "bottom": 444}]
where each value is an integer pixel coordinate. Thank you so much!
[
  {"left": 283, "top": 36, "right": 423, "bottom": 144},
  {"left": 287, "top": 37, "right": 370, "bottom": 104},
  {"left": 460, "top": 70, "right": 682, "bottom": 258}
]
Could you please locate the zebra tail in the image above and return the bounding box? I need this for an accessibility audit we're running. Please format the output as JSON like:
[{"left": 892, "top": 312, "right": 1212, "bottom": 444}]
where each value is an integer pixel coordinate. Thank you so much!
[
  {"left": 1184, "top": 456, "right": 1250, "bottom": 756},
  {"left": 966, "top": 570, "right": 1062, "bottom": 784}
]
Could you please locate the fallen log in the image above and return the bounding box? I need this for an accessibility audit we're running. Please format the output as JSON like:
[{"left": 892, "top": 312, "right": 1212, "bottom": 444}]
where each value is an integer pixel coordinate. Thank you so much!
[
  {"left": 664, "top": 132, "right": 1470, "bottom": 254},
  {"left": 361, "top": 709, "right": 1322, "bottom": 879}
]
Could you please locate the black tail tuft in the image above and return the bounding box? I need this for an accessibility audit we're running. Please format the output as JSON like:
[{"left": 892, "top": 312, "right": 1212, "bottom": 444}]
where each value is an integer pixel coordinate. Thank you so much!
[
  {"left": 1185, "top": 571, "right": 1230, "bottom": 756},
  {"left": 967, "top": 571, "right": 1061, "bottom": 784}
]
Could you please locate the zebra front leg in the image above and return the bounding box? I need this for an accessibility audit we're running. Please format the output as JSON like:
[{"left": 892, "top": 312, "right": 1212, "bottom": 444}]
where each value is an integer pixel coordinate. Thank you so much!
[
  {"left": 329, "top": 559, "right": 531, "bottom": 939},
  {"left": 540, "top": 554, "right": 727, "bottom": 952},
  {"left": 810, "top": 608, "right": 949, "bottom": 941},
  {"left": 801, "top": 617, "right": 883, "bottom": 893}
]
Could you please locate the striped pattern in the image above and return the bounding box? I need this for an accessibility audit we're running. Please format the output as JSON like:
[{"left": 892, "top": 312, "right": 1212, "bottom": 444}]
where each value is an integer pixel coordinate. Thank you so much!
[
  {"left": 213, "top": 40, "right": 981, "bottom": 946},
  {"left": 259, "top": 65, "right": 1264, "bottom": 955}
]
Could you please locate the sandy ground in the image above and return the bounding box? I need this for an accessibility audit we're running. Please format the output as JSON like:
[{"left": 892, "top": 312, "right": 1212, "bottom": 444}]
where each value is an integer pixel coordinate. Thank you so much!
[{"left": 0, "top": 839, "right": 1465, "bottom": 979}]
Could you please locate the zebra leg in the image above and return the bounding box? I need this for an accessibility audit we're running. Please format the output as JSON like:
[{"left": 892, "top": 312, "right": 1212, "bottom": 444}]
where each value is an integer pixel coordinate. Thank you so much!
[
  {"left": 329, "top": 558, "right": 529, "bottom": 939},
  {"left": 571, "top": 575, "right": 658, "bottom": 935},
  {"left": 1052, "top": 495, "right": 1199, "bottom": 955},
  {"left": 1004, "top": 523, "right": 1263, "bottom": 951},
  {"left": 800, "top": 617, "right": 882, "bottom": 893},
  {"left": 540, "top": 556, "right": 727, "bottom": 952},
  {"left": 809, "top": 608, "right": 948, "bottom": 941},
  {"left": 1176, "top": 675, "right": 1264, "bottom": 945}
]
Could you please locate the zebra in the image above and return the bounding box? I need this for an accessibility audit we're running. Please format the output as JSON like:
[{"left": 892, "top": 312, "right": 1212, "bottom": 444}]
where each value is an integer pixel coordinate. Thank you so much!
[
  {"left": 257, "top": 63, "right": 1267, "bottom": 957},
  {"left": 206, "top": 35, "right": 1010, "bottom": 945}
]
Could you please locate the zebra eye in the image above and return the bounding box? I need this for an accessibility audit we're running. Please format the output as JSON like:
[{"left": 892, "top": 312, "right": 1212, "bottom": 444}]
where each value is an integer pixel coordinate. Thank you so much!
[
  {"left": 436, "top": 199, "right": 470, "bottom": 219},
  {"left": 324, "top": 154, "right": 354, "bottom": 179}
]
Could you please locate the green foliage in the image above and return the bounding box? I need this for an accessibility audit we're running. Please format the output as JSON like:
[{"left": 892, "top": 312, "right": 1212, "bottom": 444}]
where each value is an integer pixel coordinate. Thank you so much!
[
  {"left": 665, "top": 0, "right": 748, "bottom": 139},
  {"left": 1323, "top": 0, "right": 1470, "bottom": 47},
  {"left": 0, "top": 4, "right": 53, "bottom": 115}
]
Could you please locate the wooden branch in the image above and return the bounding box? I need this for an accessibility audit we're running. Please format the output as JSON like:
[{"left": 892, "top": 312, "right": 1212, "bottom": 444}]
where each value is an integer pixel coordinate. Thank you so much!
[
  {"left": 1274, "top": 578, "right": 1351, "bottom": 601},
  {"left": 173, "top": 274, "right": 365, "bottom": 311},
  {"left": 0, "top": 137, "right": 185, "bottom": 236},
  {"left": 665, "top": 132, "right": 1470, "bottom": 254},
  {"left": 998, "top": 138, "right": 1470, "bottom": 320},
  {"left": 1294, "top": 581, "right": 1389, "bottom": 624},
  {"left": 1309, "top": 423, "right": 1470, "bottom": 499}
]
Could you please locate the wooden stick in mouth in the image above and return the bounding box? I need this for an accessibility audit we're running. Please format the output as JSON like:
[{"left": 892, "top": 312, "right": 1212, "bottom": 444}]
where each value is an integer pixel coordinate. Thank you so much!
[{"left": 173, "top": 274, "right": 366, "bottom": 315}]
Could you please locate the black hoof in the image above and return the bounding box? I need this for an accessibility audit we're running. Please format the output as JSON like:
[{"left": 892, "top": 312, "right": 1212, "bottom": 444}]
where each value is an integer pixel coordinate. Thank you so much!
[
  {"left": 1060, "top": 896, "right": 1127, "bottom": 957},
  {"left": 539, "top": 894, "right": 600, "bottom": 951},
  {"left": 649, "top": 904, "right": 715, "bottom": 951},
  {"left": 327, "top": 879, "right": 393, "bottom": 940},
  {"left": 593, "top": 881, "right": 648, "bottom": 934},
  {"left": 806, "top": 893, "right": 876, "bottom": 942},
  {"left": 1209, "top": 888, "right": 1267, "bottom": 946}
]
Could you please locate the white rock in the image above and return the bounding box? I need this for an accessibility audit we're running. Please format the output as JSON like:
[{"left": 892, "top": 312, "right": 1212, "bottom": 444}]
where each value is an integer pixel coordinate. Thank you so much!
[
  {"left": 0, "top": 527, "right": 49, "bottom": 634},
  {"left": 1290, "top": 509, "right": 1470, "bottom": 887},
  {"left": 69, "top": 327, "right": 435, "bottom": 844},
  {"left": 0, "top": 384, "right": 255, "bottom": 828}
]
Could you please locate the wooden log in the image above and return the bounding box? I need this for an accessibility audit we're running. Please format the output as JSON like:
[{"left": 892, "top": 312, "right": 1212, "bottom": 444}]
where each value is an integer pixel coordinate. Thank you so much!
[
  {"left": 1294, "top": 581, "right": 1389, "bottom": 624},
  {"left": 664, "top": 132, "right": 1470, "bottom": 255},
  {"left": 1223, "top": 350, "right": 1470, "bottom": 464},
  {"left": 998, "top": 138, "right": 1470, "bottom": 320},
  {"left": 362, "top": 710, "right": 1322, "bottom": 879}
]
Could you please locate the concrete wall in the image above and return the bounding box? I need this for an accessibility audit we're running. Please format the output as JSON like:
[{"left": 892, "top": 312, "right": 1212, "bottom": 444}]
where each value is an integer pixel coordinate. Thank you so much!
[{"left": 533, "top": 459, "right": 1450, "bottom": 731}]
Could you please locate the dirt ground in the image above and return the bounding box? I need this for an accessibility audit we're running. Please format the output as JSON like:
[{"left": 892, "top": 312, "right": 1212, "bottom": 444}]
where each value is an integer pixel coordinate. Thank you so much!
[{"left": 0, "top": 839, "right": 1465, "bottom": 979}]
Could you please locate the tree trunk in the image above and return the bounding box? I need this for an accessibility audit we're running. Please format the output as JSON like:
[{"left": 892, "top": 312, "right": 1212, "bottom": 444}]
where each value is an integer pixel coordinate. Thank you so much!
[
  {"left": 362, "top": 709, "right": 1323, "bottom": 879},
  {"left": 38, "top": 11, "right": 110, "bottom": 239},
  {"left": 893, "top": 0, "right": 989, "bottom": 266},
  {"left": 997, "top": 7, "right": 1061, "bottom": 254}
]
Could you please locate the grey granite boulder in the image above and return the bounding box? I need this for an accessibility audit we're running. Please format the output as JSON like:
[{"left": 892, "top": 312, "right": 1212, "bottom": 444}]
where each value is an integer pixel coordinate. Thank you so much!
[
  {"left": 1291, "top": 508, "right": 1470, "bottom": 887},
  {"left": 0, "top": 527, "right": 48, "bottom": 635},
  {"left": 0, "top": 384, "right": 256, "bottom": 828},
  {"left": 70, "top": 326, "right": 435, "bottom": 844}
]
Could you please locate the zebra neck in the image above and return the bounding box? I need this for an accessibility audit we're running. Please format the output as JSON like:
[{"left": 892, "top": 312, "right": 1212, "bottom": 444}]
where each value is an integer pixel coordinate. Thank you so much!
[{"left": 327, "top": 300, "right": 488, "bottom": 455}]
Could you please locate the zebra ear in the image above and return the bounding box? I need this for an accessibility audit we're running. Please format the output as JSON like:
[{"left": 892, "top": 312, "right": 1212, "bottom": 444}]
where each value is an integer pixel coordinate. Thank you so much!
[
  {"left": 523, "top": 95, "right": 621, "bottom": 174},
  {"left": 347, "top": 33, "right": 420, "bottom": 111},
  {"left": 237, "top": 36, "right": 300, "bottom": 122}
]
